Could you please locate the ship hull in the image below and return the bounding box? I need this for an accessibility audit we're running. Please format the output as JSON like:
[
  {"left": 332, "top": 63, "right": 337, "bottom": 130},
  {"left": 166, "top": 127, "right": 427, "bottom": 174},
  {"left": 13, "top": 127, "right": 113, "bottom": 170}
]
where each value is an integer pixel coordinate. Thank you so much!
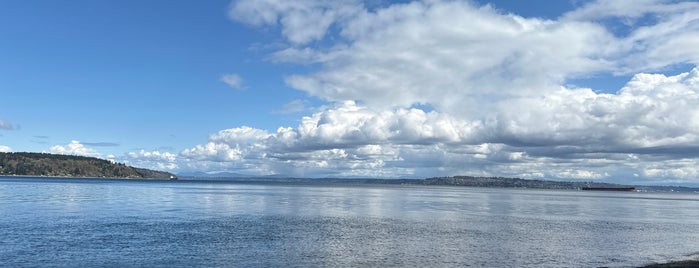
[{"left": 581, "top": 187, "right": 635, "bottom": 192}]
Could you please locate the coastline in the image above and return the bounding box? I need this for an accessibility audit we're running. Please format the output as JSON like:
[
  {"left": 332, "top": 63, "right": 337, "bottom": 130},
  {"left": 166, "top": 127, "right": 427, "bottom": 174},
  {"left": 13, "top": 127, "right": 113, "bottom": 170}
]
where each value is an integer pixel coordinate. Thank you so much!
[
  {"left": 4, "top": 175, "right": 699, "bottom": 192},
  {"left": 0, "top": 174, "right": 173, "bottom": 180},
  {"left": 640, "top": 259, "right": 699, "bottom": 268}
]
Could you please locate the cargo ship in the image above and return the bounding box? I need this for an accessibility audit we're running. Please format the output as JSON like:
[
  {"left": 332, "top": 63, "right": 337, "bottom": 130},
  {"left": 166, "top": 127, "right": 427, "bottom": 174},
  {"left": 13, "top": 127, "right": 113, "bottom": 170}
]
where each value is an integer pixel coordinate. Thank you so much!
[{"left": 581, "top": 187, "right": 635, "bottom": 192}]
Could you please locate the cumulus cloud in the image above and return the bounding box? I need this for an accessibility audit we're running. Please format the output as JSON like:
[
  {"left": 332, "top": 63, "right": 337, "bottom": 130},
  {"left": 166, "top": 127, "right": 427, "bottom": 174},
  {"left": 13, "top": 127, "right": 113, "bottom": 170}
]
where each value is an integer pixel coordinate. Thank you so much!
[
  {"left": 179, "top": 72, "right": 699, "bottom": 180},
  {"left": 221, "top": 73, "right": 244, "bottom": 89},
  {"left": 282, "top": 1, "right": 618, "bottom": 116},
  {"left": 275, "top": 0, "right": 699, "bottom": 115},
  {"left": 49, "top": 140, "right": 102, "bottom": 158},
  {"left": 228, "top": 0, "right": 363, "bottom": 44},
  {"left": 562, "top": 0, "right": 699, "bottom": 74},
  {"left": 44, "top": 144, "right": 180, "bottom": 171},
  {"left": 179, "top": 101, "right": 475, "bottom": 177},
  {"left": 181, "top": 0, "right": 699, "bottom": 182},
  {"left": 0, "top": 145, "right": 11, "bottom": 152},
  {"left": 0, "top": 120, "right": 13, "bottom": 130},
  {"left": 125, "top": 150, "right": 178, "bottom": 170}
]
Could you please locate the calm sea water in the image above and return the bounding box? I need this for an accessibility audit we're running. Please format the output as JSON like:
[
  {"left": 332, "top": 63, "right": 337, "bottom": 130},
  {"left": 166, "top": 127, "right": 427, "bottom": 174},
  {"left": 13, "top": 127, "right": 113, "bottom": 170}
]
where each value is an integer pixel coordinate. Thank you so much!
[{"left": 1, "top": 177, "right": 698, "bottom": 267}]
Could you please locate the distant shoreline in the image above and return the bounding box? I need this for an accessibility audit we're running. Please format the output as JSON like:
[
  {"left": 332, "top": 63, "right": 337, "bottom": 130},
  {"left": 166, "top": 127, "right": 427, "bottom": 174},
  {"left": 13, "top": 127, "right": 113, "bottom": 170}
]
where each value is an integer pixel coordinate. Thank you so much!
[
  {"left": 0, "top": 152, "right": 176, "bottom": 179},
  {"left": 178, "top": 176, "right": 699, "bottom": 193},
  {"left": 3, "top": 174, "right": 699, "bottom": 193},
  {"left": 640, "top": 259, "right": 699, "bottom": 268},
  {"left": 0, "top": 175, "right": 173, "bottom": 180}
]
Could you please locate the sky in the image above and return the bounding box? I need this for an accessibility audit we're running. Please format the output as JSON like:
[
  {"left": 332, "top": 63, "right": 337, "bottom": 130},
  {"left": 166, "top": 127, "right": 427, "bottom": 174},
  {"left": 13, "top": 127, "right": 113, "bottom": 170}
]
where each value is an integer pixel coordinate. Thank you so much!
[{"left": 2, "top": 0, "right": 699, "bottom": 185}]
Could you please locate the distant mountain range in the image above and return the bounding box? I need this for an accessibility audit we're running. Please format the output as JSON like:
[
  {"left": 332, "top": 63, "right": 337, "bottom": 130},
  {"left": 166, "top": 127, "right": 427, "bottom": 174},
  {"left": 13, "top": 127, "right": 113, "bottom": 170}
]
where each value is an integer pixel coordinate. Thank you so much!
[{"left": 0, "top": 152, "right": 175, "bottom": 179}]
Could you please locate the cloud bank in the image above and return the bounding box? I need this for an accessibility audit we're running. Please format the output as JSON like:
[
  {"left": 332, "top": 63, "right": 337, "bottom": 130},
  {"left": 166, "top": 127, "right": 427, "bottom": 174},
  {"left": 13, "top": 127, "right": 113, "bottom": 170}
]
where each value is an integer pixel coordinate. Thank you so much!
[
  {"left": 123, "top": 0, "right": 699, "bottom": 183},
  {"left": 172, "top": 67, "right": 699, "bottom": 181}
]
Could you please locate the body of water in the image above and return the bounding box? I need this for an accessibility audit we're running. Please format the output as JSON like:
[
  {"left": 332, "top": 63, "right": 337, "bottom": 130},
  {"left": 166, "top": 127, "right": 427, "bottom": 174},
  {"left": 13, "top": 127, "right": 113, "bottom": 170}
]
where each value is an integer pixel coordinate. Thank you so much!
[{"left": 1, "top": 177, "right": 698, "bottom": 267}]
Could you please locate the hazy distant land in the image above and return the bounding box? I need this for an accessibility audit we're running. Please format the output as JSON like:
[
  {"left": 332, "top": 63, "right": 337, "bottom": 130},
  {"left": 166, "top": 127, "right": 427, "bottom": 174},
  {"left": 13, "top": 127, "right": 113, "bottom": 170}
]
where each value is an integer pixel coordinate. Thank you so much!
[
  {"left": 2, "top": 152, "right": 697, "bottom": 192},
  {"left": 181, "top": 175, "right": 699, "bottom": 193},
  {"left": 0, "top": 152, "right": 175, "bottom": 179}
]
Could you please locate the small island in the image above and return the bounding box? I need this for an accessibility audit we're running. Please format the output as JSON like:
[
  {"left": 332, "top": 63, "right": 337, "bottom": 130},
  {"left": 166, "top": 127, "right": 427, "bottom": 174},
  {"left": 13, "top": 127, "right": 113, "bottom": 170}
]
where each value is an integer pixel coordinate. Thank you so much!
[{"left": 0, "top": 152, "right": 175, "bottom": 179}]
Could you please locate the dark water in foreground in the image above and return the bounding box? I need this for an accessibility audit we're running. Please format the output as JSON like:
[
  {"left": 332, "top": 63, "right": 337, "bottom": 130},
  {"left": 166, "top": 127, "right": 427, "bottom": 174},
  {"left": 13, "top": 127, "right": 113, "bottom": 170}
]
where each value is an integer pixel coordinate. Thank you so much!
[{"left": 1, "top": 177, "right": 698, "bottom": 267}]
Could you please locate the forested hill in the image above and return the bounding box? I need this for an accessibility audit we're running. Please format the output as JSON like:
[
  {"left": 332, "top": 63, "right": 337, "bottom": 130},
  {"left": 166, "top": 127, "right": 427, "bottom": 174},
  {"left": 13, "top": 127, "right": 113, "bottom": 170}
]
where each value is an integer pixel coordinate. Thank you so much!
[
  {"left": 420, "top": 176, "right": 626, "bottom": 189},
  {"left": 0, "top": 152, "right": 175, "bottom": 179}
]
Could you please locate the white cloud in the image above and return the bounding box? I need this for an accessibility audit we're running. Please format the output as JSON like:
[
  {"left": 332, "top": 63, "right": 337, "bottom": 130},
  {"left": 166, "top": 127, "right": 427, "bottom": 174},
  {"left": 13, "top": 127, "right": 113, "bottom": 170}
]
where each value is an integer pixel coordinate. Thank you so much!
[
  {"left": 282, "top": 1, "right": 620, "bottom": 116},
  {"left": 127, "top": 150, "right": 177, "bottom": 162},
  {"left": 125, "top": 150, "right": 179, "bottom": 170},
  {"left": 48, "top": 140, "right": 102, "bottom": 158},
  {"left": 562, "top": 0, "right": 699, "bottom": 22},
  {"left": 179, "top": 101, "right": 481, "bottom": 177},
  {"left": 178, "top": 68, "right": 699, "bottom": 180},
  {"left": 184, "top": 0, "right": 699, "bottom": 182},
  {"left": 267, "top": 0, "right": 699, "bottom": 116},
  {"left": 0, "top": 120, "right": 13, "bottom": 130},
  {"left": 221, "top": 73, "right": 243, "bottom": 89},
  {"left": 45, "top": 142, "right": 180, "bottom": 172},
  {"left": 179, "top": 113, "right": 618, "bottom": 178},
  {"left": 487, "top": 68, "right": 699, "bottom": 151},
  {"left": 181, "top": 142, "right": 243, "bottom": 162},
  {"left": 562, "top": 0, "right": 699, "bottom": 74},
  {"left": 228, "top": 0, "right": 363, "bottom": 44},
  {"left": 0, "top": 145, "right": 11, "bottom": 152}
]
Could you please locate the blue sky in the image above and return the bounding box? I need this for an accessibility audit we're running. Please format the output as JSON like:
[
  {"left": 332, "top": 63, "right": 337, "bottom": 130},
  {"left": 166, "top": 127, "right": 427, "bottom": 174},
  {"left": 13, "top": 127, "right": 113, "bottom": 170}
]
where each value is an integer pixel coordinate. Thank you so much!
[
  {"left": 1, "top": 0, "right": 308, "bottom": 152},
  {"left": 2, "top": 0, "right": 699, "bottom": 185}
]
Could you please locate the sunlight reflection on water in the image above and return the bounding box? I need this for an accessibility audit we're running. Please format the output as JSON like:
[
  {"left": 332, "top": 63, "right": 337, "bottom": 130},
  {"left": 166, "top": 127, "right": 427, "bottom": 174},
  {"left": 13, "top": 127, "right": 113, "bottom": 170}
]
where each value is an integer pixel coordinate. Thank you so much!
[{"left": 1, "top": 177, "right": 698, "bottom": 267}]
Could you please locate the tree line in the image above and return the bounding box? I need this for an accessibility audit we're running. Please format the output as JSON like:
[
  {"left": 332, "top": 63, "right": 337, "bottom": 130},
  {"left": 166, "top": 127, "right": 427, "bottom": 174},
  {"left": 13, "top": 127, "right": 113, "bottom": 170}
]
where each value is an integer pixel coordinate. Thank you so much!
[{"left": 0, "top": 152, "right": 174, "bottom": 179}]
